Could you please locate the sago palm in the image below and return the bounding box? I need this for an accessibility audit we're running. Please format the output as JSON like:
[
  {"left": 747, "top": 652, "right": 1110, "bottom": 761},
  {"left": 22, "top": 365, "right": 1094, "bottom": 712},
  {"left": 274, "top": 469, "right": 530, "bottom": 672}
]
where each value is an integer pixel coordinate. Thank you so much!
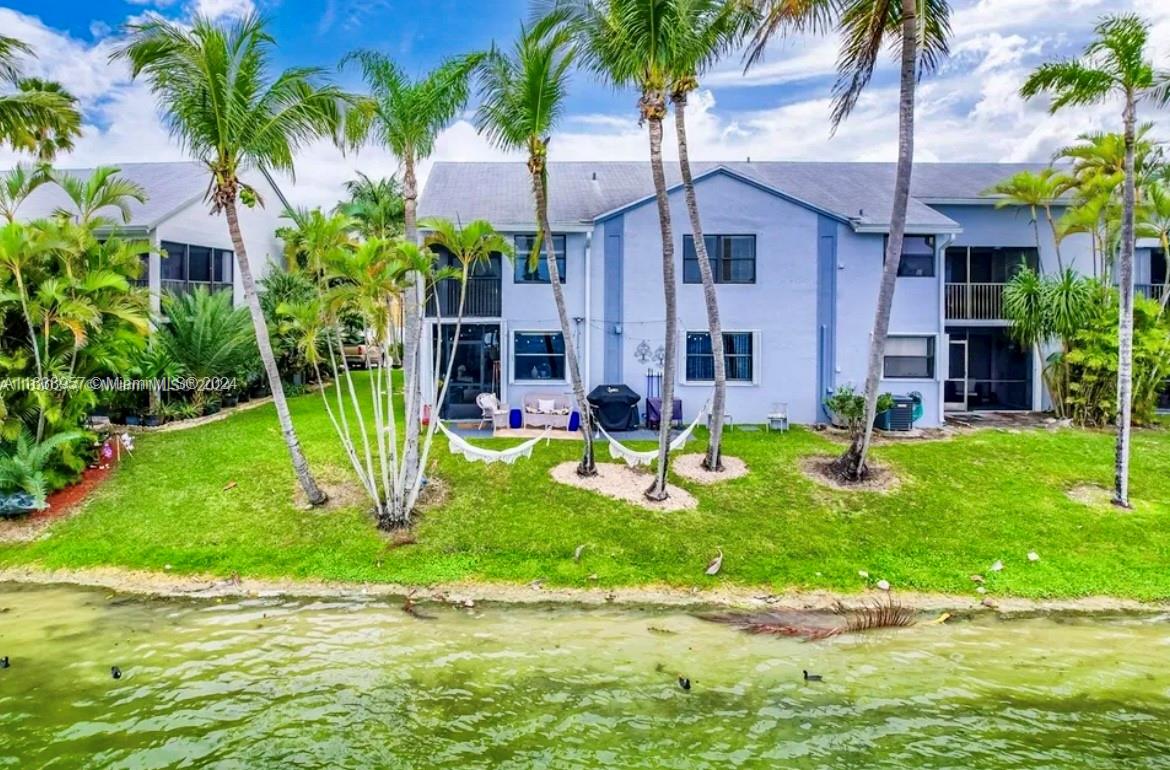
[
  {"left": 343, "top": 49, "right": 479, "bottom": 496},
  {"left": 116, "top": 14, "right": 355, "bottom": 506},
  {"left": 559, "top": 0, "right": 685, "bottom": 501},
  {"left": 1021, "top": 12, "right": 1170, "bottom": 508},
  {"left": 667, "top": 0, "right": 755, "bottom": 472},
  {"left": 474, "top": 12, "right": 598, "bottom": 476}
]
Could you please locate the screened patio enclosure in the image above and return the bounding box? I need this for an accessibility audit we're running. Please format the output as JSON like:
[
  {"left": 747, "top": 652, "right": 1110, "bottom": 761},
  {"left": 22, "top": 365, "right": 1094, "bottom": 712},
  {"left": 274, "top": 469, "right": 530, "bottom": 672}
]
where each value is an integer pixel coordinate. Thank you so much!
[
  {"left": 944, "top": 326, "right": 1033, "bottom": 411},
  {"left": 432, "top": 323, "right": 502, "bottom": 420}
]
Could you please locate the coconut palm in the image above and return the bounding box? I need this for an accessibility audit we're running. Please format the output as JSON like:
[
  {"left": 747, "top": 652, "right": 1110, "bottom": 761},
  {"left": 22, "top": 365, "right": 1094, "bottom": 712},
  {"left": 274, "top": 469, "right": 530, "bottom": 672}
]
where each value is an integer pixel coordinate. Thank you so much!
[
  {"left": 474, "top": 13, "right": 598, "bottom": 476},
  {"left": 115, "top": 13, "right": 354, "bottom": 506},
  {"left": 749, "top": 0, "right": 951, "bottom": 481},
  {"left": 342, "top": 50, "right": 479, "bottom": 496},
  {"left": 984, "top": 168, "right": 1070, "bottom": 272},
  {"left": 0, "top": 36, "right": 81, "bottom": 161},
  {"left": 1021, "top": 12, "right": 1170, "bottom": 508},
  {"left": 667, "top": 0, "right": 755, "bottom": 472},
  {"left": 559, "top": 0, "right": 686, "bottom": 500}
]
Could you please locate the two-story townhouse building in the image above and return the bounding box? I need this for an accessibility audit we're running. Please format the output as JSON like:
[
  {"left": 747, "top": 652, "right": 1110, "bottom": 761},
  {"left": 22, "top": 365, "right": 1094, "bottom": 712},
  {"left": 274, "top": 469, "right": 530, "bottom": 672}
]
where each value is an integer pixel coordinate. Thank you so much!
[
  {"left": 416, "top": 160, "right": 1164, "bottom": 428},
  {"left": 13, "top": 161, "right": 288, "bottom": 311}
]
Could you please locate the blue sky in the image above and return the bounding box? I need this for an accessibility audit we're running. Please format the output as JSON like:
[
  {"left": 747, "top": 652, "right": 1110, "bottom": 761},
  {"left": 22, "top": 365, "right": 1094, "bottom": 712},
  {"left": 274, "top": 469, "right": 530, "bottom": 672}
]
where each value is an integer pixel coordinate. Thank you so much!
[{"left": 2, "top": 0, "right": 1169, "bottom": 206}]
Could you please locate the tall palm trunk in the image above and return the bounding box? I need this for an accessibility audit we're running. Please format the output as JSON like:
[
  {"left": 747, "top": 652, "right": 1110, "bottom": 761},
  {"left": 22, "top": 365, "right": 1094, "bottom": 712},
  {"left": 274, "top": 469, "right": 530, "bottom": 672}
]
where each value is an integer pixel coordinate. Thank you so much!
[
  {"left": 1044, "top": 203, "right": 1064, "bottom": 272},
  {"left": 836, "top": 0, "right": 918, "bottom": 481},
  {"left": 400, "top": 154, "right": 422, "bottom": 485},
  {"left": 1113, "top": 92, "right": 1137, "bottom": 508},
  {"left": 673, "top": 89, "right": 725, "bottom": 472},
  {"left": 224, "top": 195, "right": 327, "bottom": 505},
  {"left": 644, "top": 88, "right": 677, "bottom": 501},
  {"left": 530, "top": 148, "right": 596, "bottom": 476}
]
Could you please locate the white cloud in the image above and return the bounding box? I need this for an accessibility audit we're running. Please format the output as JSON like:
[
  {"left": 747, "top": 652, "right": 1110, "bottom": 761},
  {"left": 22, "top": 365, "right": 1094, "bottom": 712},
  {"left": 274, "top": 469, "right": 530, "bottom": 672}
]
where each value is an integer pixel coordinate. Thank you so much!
[
  {"left": 188, "top": 0, "right": 255, "bottom": 21},
  {"left": 3, "top": 0, "right": 1170, "bottom": 211}
]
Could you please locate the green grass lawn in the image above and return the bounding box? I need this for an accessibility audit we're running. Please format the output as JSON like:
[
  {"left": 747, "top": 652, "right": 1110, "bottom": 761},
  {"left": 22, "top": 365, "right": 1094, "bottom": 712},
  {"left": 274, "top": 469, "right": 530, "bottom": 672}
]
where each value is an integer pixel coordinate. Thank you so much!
[{"left": 1, "top": 372, "right": 1168, "bottom": 599}]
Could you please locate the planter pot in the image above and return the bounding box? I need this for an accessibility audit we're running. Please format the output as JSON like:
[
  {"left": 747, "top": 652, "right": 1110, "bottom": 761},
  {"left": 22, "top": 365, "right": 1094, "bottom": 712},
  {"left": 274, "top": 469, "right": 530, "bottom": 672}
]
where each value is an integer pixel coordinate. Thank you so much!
[
  {"left": 144, "top": 415, "right": 162, "bottom": 427},
  {"left": 223, "top": 396, "right": 239, "bottom": 408},
  {"left": 124, "top": 415, "right": 142, "bottom": 426},
  {"left": 203, "top": 404, "right": 221, "bottom": 417}
]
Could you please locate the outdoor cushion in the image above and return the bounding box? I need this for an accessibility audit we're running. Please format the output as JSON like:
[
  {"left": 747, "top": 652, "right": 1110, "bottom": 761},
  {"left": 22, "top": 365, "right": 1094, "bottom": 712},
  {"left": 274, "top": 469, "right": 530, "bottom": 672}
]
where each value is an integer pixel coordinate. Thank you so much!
[{"left": 537, "top": 398, "right": 556, "bottom": 413}]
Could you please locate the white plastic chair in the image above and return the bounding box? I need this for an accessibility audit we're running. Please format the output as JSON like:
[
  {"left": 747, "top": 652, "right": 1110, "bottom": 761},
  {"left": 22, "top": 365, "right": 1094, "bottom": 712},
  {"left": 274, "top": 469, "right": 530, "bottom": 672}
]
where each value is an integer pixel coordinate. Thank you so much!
[
  {"left": 767, "top": 402, "right": 789, "bottom": 432},
  {"left": 476, "top": 392, "right": 509, "bottom": 432}
]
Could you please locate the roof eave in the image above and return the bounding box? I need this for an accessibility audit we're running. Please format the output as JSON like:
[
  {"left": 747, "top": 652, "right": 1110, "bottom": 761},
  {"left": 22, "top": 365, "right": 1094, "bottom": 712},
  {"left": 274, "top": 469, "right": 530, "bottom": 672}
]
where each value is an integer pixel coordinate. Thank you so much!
[{"left": 850, "top": 222, "right": 963, "bottom": 235}]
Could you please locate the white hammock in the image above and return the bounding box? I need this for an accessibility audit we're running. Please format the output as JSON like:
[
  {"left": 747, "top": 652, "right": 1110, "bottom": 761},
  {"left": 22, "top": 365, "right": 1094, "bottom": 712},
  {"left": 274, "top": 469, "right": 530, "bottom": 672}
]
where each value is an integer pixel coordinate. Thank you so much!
[
  {"left": 437, "top": 421, "right": 551, "bottom": 465},
  {"left": 598, "top": 401, "right": 710, "bottom": 467}
]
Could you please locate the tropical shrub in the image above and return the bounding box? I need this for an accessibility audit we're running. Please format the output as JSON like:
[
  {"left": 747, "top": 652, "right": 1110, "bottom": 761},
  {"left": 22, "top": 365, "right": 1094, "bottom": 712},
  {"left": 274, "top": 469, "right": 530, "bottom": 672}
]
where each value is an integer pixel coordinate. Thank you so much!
[
  {"left": 260, "top": 267, "right": 317, "bottom": 381},
  {"left": 825, "top": 386, "right": 894, "bottom": 440},
  {"left": 1061, "top": 292, "right": 1170, "bottom": 426},
  {"left": 0, "top": 428, "right": 84, "bottom": 508},
  {"left": 158, "top": 288, "right": 259, "bottom": 409}
]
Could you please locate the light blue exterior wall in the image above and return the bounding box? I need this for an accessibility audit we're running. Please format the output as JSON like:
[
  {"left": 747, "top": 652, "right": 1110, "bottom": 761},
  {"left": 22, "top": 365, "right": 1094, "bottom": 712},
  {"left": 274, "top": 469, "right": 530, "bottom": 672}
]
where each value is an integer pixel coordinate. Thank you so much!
[
  {"left": 833, "top": 226, "right": 945, "bottom": 426},
  {"left": 430, "top": 170, "right": 1121, "bottom": 428},
  {"left": 612, "top": 172, "right": 823, "bottom": 425}
]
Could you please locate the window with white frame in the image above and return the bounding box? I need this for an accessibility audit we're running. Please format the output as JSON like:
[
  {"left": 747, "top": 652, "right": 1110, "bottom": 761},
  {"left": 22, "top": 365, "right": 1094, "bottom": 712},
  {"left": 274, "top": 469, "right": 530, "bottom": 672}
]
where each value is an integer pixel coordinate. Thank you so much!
[
  {"left": 883, "top": 336, "right": 935, "bottom": 378},
  {"left": 514, "top": 234, "right": 567, "bottom": 283},
  {"left": 513, "top": 331, "right": 566, "bottom": 381},
  {"left": 685, "top": 331, "right": 755, "bottom": 382}
]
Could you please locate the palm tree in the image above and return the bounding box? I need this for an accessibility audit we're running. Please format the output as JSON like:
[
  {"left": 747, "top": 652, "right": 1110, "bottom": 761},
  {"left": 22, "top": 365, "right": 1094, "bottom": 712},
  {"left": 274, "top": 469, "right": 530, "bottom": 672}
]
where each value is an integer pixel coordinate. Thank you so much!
[
  {"left": 51, "top": 166, "right": 148, "bottom": 228},
  {"left": 343, "top": 50, "right": 479, "bottom": 496},
  {"left": 0, "top": 163, "right": 50, "bottom": 223},
  {"left": 409, "top": 218, "right": 513, "bottom": 513},
  {"left": 749, "top": 0, "right": 951, "bottom": 481},
  {"left": 159, "top": 288, "right": 257, "bottom": 410},
  {"left": 1021, "top": 12, "right": 1170, "bottom": 508},
  {"left": 474, "top": 13, "right": 598, "bottom": 476},
  {"left": 337, "top": 173, "right": 405, "bottom": 239},
  {"left": 561, "top": 0, "right": 685, "bottom": 501},
  {"left": 667, "top": 0, "right": 755, "bottom": 472},
  {"left": 0, "top": 36, "right": 81, "bottom": 161},
  {"left": 1138, "top": 182, "right": 1170, "bottom": 308},
  {"left": 984, "top": 168, "right": 1070, "bottom": 272},
  {"left": 115, "top": 14, "right": 354, "bottom": 507}
]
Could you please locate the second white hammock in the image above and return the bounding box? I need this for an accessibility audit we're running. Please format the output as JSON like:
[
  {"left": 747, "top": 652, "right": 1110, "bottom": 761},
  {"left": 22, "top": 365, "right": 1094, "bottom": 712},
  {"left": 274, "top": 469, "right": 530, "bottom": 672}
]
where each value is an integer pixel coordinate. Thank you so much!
[
  {"left": 597, "top": 401, "right": 709, "bottom": 467},
  {"left": 437, "top": 421, "right": 552, "bottom": 465}
]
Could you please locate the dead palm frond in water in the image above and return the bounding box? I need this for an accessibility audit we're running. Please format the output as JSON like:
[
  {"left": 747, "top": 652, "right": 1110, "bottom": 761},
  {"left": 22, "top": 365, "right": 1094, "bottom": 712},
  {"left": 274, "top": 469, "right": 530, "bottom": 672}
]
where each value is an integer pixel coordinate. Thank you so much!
[
  {"left": 701, "top": 597, "right": 916, "bottom": 641},
  {"left": 837, "top": 598, "right": 917, "bottom": 633}
]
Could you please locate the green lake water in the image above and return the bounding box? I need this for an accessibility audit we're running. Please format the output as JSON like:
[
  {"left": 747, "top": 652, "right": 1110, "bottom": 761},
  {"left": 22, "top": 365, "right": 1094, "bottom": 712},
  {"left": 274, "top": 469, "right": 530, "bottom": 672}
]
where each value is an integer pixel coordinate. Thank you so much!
[{"left": 1, "top": 583, "right": 1168, "bottom": 769}]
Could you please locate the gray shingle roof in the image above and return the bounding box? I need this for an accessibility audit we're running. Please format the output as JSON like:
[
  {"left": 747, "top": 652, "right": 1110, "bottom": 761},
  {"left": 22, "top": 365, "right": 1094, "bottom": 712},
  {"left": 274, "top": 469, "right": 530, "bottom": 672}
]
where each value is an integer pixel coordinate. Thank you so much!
[
  {"left": 419, "top": 160, "right": 1051, "bottom": 232},
  {"left": 12, "top": 161, "right": 209, "bottom": 230}
]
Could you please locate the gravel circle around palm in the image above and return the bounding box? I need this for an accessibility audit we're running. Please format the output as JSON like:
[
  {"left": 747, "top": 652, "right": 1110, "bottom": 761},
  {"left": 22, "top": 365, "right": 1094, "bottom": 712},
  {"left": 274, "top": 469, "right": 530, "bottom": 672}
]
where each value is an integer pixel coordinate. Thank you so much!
[
  {"left": 550, "top": 462, "right": 697, "bottom": 511},
  {"left": 672, "top": 453, "right": 749, "bottom": 484}
]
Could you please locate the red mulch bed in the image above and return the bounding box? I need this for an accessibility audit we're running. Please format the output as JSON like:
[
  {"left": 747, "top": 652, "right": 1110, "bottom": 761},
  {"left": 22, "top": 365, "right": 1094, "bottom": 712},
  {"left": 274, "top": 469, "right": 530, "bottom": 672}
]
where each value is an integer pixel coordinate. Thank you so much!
[{"left": 0, "top": 455, "right": 118, "bottom": 543}]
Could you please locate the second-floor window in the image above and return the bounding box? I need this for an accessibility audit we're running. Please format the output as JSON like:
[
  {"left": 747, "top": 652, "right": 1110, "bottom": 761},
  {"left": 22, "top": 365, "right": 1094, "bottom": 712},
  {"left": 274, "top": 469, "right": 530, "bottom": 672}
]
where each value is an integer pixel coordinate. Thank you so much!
[
  {"left": 896, "top": 235, "right": 936, "bottom": 277},
  {"left": 683, "top": 235, "right": 756, "bottom": 284},
  {"left": 514, "top": 235, "right": 566, "bottom": 283},
  {"left": 160, "top": 241, "right": 234, "bottom": 285}
]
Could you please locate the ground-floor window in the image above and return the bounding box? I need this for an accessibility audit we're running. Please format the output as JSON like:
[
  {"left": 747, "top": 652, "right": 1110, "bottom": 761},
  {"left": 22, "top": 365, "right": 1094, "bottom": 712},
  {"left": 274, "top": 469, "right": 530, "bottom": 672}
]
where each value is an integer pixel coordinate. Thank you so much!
[
  {"left": 513, "top": 331, "right": 565, "bottom": 382},
  {"left": 883, "top": 336, "right": 935, "bottom": 379},
  {"left": 685, "top": 331, "right": 755, "bottom": 382}
]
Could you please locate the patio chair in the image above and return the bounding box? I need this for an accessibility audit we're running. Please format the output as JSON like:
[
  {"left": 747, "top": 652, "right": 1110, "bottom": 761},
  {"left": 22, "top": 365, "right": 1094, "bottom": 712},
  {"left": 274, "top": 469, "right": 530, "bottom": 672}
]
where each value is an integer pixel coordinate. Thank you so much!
[
  {"left": 767, "top": 402, "right": 789, "bottom": 432},
  {"left": 476, "top": 393, "right": 510, "bottom": 432}
]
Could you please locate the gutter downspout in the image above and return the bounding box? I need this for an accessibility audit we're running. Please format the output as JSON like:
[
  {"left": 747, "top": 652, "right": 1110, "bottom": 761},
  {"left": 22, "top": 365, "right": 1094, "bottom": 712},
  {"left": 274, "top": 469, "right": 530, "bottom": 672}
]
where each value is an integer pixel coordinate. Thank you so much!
[
  {"left": 936, "top": 233, "right": 956, "bottom": 426},
  {"left": 584, "top": 229, "right": 593, "bottom": 391}
]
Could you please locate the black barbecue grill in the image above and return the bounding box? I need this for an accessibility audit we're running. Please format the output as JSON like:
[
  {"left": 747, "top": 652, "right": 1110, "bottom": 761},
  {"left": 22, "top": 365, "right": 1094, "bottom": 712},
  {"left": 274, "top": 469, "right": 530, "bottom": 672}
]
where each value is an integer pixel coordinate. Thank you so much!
[{"left": 587, "top": 384, "right": 641, "bottom": 431}]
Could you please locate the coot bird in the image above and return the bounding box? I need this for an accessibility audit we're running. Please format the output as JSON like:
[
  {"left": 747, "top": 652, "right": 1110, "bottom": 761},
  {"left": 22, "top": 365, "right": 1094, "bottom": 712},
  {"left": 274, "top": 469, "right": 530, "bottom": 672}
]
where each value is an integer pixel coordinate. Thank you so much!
[
  {"left": 677, "top": 676, "right": 691, "bottom": 691},
  {"left": 803, "top": 670, "right": 822, "bottom": 682},
  {"left": 0, "top": 656, "right": 8, "bottom": 669},
  {"left": 111, "top": 666, "right": 122, "bottom": 680}
]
